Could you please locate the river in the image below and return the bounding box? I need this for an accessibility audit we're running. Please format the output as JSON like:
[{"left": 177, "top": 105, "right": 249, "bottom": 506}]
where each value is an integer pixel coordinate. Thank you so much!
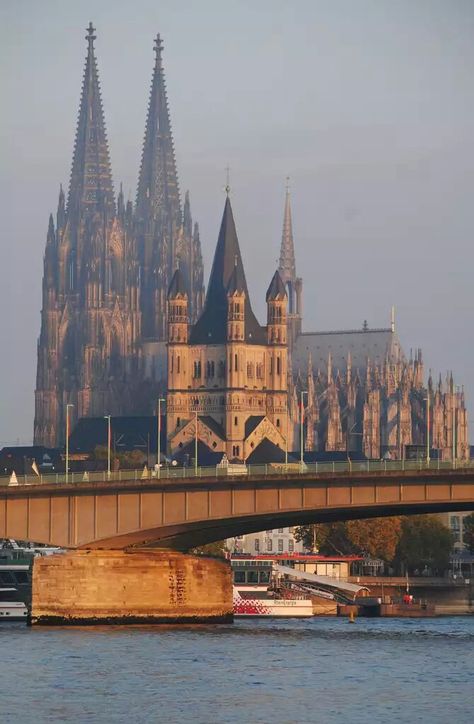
[{"left": 0, "top": 617, "right": 472, "bottom": 723}]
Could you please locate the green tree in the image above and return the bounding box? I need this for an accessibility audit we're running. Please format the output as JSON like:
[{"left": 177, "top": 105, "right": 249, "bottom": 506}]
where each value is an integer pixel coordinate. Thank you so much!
[
  {"left": 346, "top": 517, "right": 401, "bottom": 561},
  {"left": 395, "top": 515, "right": 453, "bottom": 574},
  {"left": 296, "top": 517, "right": 401, "bottom": 561},
  {"left": 190, "top": 540, "right": 228, "bottom": 558},
  {"left": 463, "top": 513, "right": 474, "bottom": 554}
]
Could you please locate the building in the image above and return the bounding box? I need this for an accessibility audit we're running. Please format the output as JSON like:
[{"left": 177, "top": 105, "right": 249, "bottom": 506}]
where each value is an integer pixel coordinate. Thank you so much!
[
  {"left": 35, "top": 24, "right": 468, "bottom": 461},
  {"left": 167, "top": 195, "right": 289, "bottom": 461},
  {"left": 34, "top": 26, "right": 204, "bottom": 446},
  {"left": 230, "top": 528, "right": 305, "bottom": 556},
  {"left": 165, "top": 183, "right": 469, "bottom": 463}
]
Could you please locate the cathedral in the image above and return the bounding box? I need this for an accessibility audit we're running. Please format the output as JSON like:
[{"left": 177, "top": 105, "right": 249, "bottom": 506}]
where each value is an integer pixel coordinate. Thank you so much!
[
  {"left": 35, "top": 24, "right": 469, "bottom": 461},
  {"left": 34, "top": 25, "right": 204, "bottom": 446}
]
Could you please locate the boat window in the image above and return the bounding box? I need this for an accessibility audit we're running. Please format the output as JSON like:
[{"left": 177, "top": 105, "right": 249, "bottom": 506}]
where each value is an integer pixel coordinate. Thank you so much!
[
  {"left": 13, "top": 571, "right": 29, "bottom": 584},
  {"left": 247, "top": 571, "right": 258, "bottom": 584},
  {"left": 234, "top": 571, "right": 245, "bottom": 584},
  {"left": 259, "top": 571, "right": 270, "bottom": 583},
  {"left": 0, "top": 571, "right": 15, "bottom": 585}
]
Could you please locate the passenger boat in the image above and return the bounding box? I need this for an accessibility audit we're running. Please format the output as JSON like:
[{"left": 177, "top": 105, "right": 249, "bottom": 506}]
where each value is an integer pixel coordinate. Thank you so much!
[
  {"left": 0, "top": 588, "right": 28, "bottom": 621},
  {"left": 231, "top": 557, "right": 313, "bottom": 617}
]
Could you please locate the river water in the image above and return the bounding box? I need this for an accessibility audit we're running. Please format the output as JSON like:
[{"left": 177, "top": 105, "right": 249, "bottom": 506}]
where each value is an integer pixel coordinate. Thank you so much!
[{"left": 1, "top": 617, "right": 473, "bottom": 723}]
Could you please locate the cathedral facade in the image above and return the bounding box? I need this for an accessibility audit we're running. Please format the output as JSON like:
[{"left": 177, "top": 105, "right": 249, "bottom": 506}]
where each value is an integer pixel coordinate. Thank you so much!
[{"left": 34, "top": 25, "right": 204, "bottom": 446}]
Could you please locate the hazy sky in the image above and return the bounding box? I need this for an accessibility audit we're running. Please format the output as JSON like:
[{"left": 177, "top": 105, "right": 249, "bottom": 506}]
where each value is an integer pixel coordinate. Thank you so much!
[{"left": 1, "top": 0, "right": 473, "bottom": 445}]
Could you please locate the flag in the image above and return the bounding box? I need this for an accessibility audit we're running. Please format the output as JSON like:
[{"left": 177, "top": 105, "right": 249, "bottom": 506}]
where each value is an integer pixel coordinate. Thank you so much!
[
  {"left": 9, "top": 471, "right": 18, "bottom": 486},
  {"left": 141, "top": 465, "right": 149, "bottom": 479},
  {"left": 31, "top": 460, "right": 40, "bottom": 476}
]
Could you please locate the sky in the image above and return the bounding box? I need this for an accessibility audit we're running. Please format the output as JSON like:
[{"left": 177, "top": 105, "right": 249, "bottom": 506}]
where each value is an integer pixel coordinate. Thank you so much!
[{"left": 1, "top": 0, "right": 473, "bottom": 445}]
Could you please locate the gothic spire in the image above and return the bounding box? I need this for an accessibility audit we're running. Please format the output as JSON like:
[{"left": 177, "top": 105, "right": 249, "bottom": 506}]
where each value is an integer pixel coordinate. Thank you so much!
[
  {"left": 278, "top": 178, "right": 296, "bottom": 288},
  {"left": 67, "top": 23, "right": 115, "bottom": 216},
  {"left": 136, "top": 33, "right": 181, "bottom": 224}
]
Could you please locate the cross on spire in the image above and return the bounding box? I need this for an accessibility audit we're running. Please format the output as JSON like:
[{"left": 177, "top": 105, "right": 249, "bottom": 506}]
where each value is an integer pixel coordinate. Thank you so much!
[
  {"left": 86, "top": 22, "right": 96, "bottom": 48},
  {"left": 153, "top": 33, "right": 163, "bottom": 68},
  {"left": 225, "top": 165, "right": 231, "bottom": 196}
]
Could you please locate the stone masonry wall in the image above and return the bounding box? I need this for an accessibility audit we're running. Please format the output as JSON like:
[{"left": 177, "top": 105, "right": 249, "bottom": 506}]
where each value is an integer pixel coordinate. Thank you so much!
[{"left": 31, "top": 550, "right": 233, "bottom": 625}]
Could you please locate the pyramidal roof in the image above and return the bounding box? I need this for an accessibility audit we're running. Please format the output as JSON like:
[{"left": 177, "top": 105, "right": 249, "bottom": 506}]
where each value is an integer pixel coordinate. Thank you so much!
[
  {"left": 266, "top": 270, "right": 287, "bottom": 301},
  {"left": 190, "top": 197, "right": 266, "bottom": 344},
  {"left": 136, "top": 33, "right": 181, "bottom": 225},
  {"left": 67, "top": 23, "right": 115, "bottom": 216}
]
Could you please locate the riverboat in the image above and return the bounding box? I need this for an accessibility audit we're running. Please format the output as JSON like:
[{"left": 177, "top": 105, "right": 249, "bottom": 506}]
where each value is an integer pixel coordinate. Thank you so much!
[{"left": 231, "top": 557, "right": 313, "bottom": 617}]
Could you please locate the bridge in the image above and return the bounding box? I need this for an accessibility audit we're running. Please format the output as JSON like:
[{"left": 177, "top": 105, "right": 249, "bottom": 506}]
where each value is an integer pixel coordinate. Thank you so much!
[{"left": 2, "top": 461, "right": 473, "bottom": 550}]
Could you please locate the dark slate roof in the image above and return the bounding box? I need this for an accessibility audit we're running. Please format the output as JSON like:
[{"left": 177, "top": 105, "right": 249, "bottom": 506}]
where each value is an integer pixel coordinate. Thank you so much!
[
  {"left": 292, "top": 328, "right": 404, "bottom": 374},
  {"left": 247, "top": 438, "right": 286, "bottom": 464},
  {"left": 168, "top": 268, "right": 188, "bottom": 298},
  {"left": 265, "top": 270, "right": 287, "bottom": 301},
  {"left": 226, "top": 263, "right": 246, "bottom": 295},
  {"left": 190, "top": 197, "right": 266, "bottom": 345},
  {"left": 172, "top": 440, "right": 224, "bottom": 466},
  {"left": 244, "top": 415, "right": 265, "bottom": 438},
  {"left": 69, "top": 416, "right": 166, "bottom": 454},
  {"left": 199, "top": 415, "right": 225, "bottom": 440}
]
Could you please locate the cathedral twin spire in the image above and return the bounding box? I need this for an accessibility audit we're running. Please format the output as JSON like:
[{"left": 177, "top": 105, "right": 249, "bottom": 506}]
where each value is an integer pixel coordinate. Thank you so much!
[{"left": 67, "top": 23, "right": 114, "bottom": 217}]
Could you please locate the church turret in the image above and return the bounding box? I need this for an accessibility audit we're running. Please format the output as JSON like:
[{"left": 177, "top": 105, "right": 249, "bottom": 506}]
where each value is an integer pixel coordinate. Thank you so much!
[
  {"left": 167, "top": 268, "right": 189, "bottom": 344},
  {"left": 56, "top": 185, "right": 66, "bottom": 232},
  {"left": 266, "top": 270, "right": 287, "bottom": 345},
  {"left": 227, "top": 263, "right": 246, "bottom": 343}
]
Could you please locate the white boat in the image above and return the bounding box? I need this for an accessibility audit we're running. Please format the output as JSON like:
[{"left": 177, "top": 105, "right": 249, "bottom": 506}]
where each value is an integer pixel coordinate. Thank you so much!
[
  {"left": 233, "top": 586, "right": 313, "bottom": 617},
  {"left": 0, "top": 588, "right": 28, "bottom": 621}
]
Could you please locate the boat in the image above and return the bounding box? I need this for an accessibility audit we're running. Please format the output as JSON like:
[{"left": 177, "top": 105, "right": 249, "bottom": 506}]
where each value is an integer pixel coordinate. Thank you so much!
[
  {"left": 0, "top": 588, "right": 28, "bottom": 621},
  {"left": 231, "top": 556, "right": 313, "bottom": 617}
]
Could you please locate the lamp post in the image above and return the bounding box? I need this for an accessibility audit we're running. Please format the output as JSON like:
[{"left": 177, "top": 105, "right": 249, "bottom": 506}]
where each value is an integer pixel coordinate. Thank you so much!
[
  {"left": 194, "top": 410, "right": 198, "bottom": 476},
  {"left": 65, "top": 403, "right": 74, "bottom": 483},
  {"left": 300, "top": 390, "right": 308, "bottom": 470},
  {"left": 104, "top": 415, "right": 111, "bottom": 477},
  {"left": 425, "top": 394, "right": 430, "bottom": 465},
  {"left": 157, "top": 398, "right": 165, "bottom": 478}
]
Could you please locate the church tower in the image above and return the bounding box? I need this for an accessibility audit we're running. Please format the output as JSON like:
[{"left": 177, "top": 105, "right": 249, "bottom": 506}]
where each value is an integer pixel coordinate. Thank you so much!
[
  {"left": 135, "top": 34, "right": 204, "bottom": 343},
  {"left": 34, "top": 24, "right": 142, "bottom": 445},
  {"left": 278, "top": 180, "right": 302, "bottom": 349}
]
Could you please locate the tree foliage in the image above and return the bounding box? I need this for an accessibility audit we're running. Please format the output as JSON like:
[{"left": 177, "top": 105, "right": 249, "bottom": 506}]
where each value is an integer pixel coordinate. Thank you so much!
[
  {"left": 395, "top": 515, "right": 453, "bottom": 574},
  {"left": 190, "top": 540, "right": 228, "bottom": 558},
  {"left": 463, "top": 513, "right": 474, "bottom": 554},
  {"left": 296, "top": 518, "right": 401, "bottom": 561}
]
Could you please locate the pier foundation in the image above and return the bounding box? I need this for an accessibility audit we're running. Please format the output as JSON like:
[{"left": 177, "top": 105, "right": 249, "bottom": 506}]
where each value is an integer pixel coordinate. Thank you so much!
[{"left": 30, "top": 549, "right": 233, "bottom": 625}]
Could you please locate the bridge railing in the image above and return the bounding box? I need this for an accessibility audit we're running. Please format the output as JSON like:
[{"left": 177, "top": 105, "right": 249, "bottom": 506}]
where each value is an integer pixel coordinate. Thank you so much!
[{"left": 1, "top": 457, "right": 473, "bottom": 488}]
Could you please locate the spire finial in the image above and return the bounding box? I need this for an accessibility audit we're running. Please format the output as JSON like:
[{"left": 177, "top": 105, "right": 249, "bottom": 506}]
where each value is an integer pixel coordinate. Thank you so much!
[
  {"left": 86, "top": 22, "right": 96, "bottom": 49},
  {"left": 225, "top": 165, "right": 231, "bottom": 196},
  {"left": 286, "top": 175, "right": 290, "bottom": 194},
  {"left": 391, "top": 305, "right": 395, "bottom": 333},
  {"left": 154, "top": 33, "right": 163, "bottom": 68}
]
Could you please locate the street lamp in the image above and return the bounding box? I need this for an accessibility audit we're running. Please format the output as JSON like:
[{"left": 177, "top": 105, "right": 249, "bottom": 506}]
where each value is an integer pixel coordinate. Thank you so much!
[
  {"left": 65, "top": 403, "right": 74, "bottom": 483},
  {"left": 157, "top": 398, "right": 165, "bottom": 478},
  {"left": 300, "top": 390, "right": 308, "bottom": 470},
  {"left": 104, "top": 415, "right": 111, "bottom": 477},
  {"left": 194, "top": 410, "right": 198, "bottom": 476},
  {"left": 424, "top": 394, "right": 430, "bottom": 465}
]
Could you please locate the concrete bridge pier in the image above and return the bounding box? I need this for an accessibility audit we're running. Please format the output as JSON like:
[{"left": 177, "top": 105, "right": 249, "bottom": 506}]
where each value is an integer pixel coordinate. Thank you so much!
[{"left": 30, "top": 550, "right": 233, "bottom": 625}]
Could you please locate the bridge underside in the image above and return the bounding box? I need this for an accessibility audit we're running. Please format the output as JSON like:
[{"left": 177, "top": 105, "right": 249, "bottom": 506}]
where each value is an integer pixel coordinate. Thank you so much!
[
  {"left": 89, "top": 500, "right": 474, "bottom": 551},
  {"left": 1, "top": 469, "right": 473, "bottom": 550}
]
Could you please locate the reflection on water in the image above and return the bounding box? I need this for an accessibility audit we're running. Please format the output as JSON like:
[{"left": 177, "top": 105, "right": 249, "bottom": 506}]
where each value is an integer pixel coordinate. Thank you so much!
[{"left": 0, "top": 617, "right": 473, "bottom": 723}]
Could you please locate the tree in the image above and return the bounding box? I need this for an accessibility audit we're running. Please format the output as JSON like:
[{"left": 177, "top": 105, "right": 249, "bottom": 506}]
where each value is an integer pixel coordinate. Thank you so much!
[
  {"left": 395, "top": 515, "right": 453, "bottom": 575},
  {"left": 190, "top": 540, "right": 228, "bottom": 558},
  {"left": 463, "top": 513, "right": 474, "bottom": 554},
  {"left": 295, "top": 518, "right": 401, "bottom": 561},
  {"left": 295, "top": 523, "right": 353, "bottom": 555},
  {"left": 346, "top": 517, "right": 401, "bottom": 561}
]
